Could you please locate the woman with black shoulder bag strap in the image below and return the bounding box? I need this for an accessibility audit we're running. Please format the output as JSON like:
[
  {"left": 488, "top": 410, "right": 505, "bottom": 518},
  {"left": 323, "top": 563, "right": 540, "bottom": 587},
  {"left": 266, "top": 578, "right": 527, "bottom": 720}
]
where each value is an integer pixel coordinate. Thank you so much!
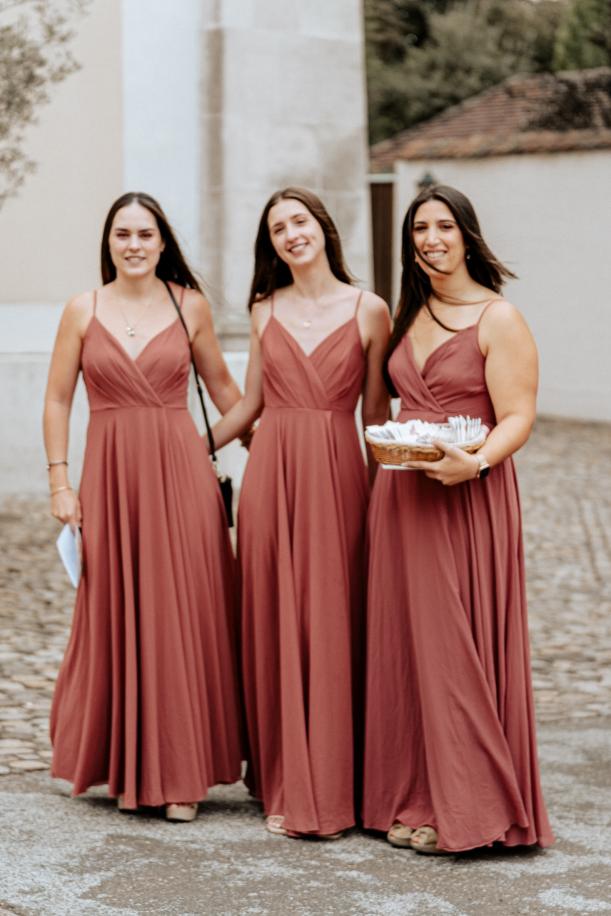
[{"left": 44, "top": 192, "right": 244, "bottom": 823}]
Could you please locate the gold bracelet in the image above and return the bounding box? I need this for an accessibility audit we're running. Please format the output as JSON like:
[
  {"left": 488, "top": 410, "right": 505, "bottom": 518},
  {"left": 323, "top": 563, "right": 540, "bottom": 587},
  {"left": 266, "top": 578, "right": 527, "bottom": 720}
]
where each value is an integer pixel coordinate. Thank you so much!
[
  {"left": 47, "top": 460, "right": 68, "bottom": 470},
  {"left": 50, "top": 485, "right": 73, "bottom": 496}
]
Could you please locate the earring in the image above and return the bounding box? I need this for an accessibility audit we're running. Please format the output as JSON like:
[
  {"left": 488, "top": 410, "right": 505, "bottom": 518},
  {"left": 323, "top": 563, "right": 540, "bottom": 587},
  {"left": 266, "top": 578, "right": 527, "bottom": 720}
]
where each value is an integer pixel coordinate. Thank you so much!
[{"left": 466, "top": 253, "right": 471, "bottom": 260}]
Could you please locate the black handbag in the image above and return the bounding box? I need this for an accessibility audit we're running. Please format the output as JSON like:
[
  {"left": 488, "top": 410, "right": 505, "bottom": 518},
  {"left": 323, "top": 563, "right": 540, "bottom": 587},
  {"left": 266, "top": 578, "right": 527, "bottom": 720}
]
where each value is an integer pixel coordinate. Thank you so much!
[{"left": 164, "top": 281, "right": 234, "bottom": 527}]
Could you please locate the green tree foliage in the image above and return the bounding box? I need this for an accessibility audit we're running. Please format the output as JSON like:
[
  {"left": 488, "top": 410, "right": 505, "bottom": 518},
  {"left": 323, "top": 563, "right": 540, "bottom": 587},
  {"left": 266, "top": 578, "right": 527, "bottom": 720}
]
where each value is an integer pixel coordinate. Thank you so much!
[
  {"left": 0, "top": 0, "right": 88, "bottom": 208},
  {"left": 553, "top": 0, "right": 611, "bottom": 69},
  {"left": 366, "top": 0, "right": 568, "bottom": 143}
]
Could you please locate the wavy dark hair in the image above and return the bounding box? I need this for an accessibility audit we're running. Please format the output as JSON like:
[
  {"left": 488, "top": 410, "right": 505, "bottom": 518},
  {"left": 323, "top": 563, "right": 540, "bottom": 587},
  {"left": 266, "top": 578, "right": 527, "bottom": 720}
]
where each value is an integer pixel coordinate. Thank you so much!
[
  {"left": 247, "top": 187, "right": 353, "bottom": 310},
  {"left": 100, "top": 191, "right": 203, "bottom": 291},
  {"left": 384, "top": 184, "right": 516, "bottom": 394}
]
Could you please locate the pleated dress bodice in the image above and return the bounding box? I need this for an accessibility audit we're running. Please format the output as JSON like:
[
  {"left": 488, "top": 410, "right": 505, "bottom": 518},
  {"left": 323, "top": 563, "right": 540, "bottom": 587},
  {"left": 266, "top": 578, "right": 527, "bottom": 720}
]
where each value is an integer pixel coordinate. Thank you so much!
[
  {"left": 260, "top": 315, "right": 365, "bottom": 413},
  {"left": 82, "top": 316, "right": 190, "bottom": 412},
  {"left": 390, "top": 324, "right": 496, "bottom": 427}
]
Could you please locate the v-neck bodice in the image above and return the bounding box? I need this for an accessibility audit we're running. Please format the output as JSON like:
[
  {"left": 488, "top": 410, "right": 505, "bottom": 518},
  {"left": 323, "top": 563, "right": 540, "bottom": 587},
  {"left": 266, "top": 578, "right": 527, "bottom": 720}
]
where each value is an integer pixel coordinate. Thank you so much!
[
  {"left": 81, "top": 314, "right": 191, "bottom": 411},
  {"left": 259, "top": 315, "right": 365, "bottom": 413},
  {"left": 389, "top": 324, "right": 497, "bottom": 426}
]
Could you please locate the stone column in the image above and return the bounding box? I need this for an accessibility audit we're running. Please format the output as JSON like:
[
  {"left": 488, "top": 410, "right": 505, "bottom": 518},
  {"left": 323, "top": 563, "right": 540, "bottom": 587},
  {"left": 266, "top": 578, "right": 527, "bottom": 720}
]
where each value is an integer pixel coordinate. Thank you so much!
[{"left": 199, "top": 0, "right": 372, "bottom": 347}]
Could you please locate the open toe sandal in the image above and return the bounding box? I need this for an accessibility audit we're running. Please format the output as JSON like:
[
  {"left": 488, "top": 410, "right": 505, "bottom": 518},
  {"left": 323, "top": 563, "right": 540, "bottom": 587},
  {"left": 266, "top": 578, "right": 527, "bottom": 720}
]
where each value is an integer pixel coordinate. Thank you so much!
[
  {"left": 410, "top": 826, "right": 448, "bottom": 855},
  {"left": 387, "top": 822, "right": 414, "bottom": 848},
  {"left": 265, "top": 815, "right": 288, "bottom": 836}
]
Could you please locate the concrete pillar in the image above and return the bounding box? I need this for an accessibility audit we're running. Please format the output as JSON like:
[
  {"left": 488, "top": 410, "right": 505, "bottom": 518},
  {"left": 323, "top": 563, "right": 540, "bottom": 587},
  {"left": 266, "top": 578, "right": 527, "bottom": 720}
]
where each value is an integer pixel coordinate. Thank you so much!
[{"left": 199, "top": 0, "right": 372, "bottom": 347}]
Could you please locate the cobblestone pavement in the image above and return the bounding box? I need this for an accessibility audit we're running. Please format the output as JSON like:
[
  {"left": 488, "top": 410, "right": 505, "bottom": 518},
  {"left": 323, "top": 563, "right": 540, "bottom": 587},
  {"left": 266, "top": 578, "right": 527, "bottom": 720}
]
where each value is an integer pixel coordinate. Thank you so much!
[{"left": 0, "top": 417, "right": 610, "bottom": 778}]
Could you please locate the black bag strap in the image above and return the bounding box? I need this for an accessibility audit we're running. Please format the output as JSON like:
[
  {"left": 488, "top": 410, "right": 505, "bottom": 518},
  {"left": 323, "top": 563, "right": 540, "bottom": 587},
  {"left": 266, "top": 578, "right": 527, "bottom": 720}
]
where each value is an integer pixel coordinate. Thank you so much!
[{"left": 163, "top": 281, "right": 219, "bottom": 465}]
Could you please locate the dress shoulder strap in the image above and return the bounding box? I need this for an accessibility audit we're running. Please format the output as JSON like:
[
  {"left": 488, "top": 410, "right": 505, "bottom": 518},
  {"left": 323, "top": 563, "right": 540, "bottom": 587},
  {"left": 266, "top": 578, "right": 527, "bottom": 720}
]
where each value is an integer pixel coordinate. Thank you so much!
[
  {"left": 92, "top": 289, "right": 98, "bottom": 315},
  {"left": 354, "top": 289, "right": 364, "bottom": 317},
  {"left": 167, "top": 281, "right": 186, "bottom": 309},
  {"left": 477, "top": 297, "right": 504, "bottom": 325},
  {"left": 270, "top": 292, "right": 275, "bottom": 315}
]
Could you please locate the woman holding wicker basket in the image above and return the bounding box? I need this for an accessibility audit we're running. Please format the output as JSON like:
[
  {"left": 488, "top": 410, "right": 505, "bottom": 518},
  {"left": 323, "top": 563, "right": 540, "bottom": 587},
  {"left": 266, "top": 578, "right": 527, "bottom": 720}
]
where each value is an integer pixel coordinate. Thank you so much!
[
  {"left": 362, "top": 185, "right": 554, "bottom": 854},
  {"left": 211, "top": 187, "right": 390, "bottom": 838}
]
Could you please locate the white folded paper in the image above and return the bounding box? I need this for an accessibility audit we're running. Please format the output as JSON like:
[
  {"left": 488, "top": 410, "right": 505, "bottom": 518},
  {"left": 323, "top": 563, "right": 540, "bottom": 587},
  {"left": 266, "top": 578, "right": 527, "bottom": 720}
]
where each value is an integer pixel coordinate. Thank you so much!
[
  {"left": 56, "top": 524, "right": 82, "bottom": 588},
  {"left": 366, "top": 415, "right": 487, "bottom": 449}
]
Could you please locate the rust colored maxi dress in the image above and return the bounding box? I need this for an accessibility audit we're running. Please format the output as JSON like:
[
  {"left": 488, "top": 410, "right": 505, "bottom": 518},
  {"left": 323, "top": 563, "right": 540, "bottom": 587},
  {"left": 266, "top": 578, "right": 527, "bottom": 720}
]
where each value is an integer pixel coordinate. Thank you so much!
[
  {"left": 50, "top": 287, "right": 243, "bottom": 808},
  {"left": 238, "top": 295, "right": 369, "bottom": 836},
  {"left": 362, "top": 323, "right": 554, "bottom": 852}
]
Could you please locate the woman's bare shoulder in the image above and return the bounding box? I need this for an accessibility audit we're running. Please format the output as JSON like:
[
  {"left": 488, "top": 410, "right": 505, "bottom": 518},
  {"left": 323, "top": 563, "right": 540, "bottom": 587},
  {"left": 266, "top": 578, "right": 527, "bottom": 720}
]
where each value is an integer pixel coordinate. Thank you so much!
[
  {"left": 359, "top": 289, "right": 390, "bottom": 317},
  {"left": 251, "top": 296, "right": 273, "bottom": 334},
  {"left": 483, "top": 297, "right": 528, "bottom": 331},
  {"left": 178, "top": 287, "right": 216, "bottom": 336},
  {"left": 180, "top": 285, "right": 210, "bottom": 311},
  {"left": 481, "top": 297, "right": 535, "bottom": 353},
  {"left": 61, "top": 291, "right": 96, "bottom": 332},
  {"left": 358, "top": 290, "right": 392, "bottom": 339}
]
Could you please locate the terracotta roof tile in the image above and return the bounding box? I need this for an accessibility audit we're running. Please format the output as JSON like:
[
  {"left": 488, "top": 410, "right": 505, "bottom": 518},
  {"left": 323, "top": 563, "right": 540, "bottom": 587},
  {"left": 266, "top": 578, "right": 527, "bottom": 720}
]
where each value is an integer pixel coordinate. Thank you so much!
[{"left": 370, "top": 69, "right": 611, "bottom": 171}]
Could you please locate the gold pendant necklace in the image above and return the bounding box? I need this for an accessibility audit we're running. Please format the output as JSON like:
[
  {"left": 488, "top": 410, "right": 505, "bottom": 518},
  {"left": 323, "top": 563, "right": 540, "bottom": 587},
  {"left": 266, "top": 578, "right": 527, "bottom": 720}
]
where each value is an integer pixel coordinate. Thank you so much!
[{"left": 117, "top": 298, "right": 151, "bottom": 337}]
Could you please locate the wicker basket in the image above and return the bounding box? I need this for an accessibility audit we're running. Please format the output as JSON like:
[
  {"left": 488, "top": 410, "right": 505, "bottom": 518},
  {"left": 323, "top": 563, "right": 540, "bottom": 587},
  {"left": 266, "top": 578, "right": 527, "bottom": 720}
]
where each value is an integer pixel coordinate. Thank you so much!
[{"left": 365, "top": 433, "right": 482, "bottom": 467}]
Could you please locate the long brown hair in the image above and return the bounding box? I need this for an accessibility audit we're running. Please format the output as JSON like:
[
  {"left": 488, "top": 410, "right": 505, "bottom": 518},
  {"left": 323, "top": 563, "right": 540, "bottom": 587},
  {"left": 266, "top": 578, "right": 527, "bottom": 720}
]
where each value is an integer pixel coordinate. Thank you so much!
[
  {"left": 384, "top": 184, "right": 516, "bottom": 394},
  {"left": 100, "top": 192, "right": 203, "bottom": 291},
  {"left": 247, "top": 187, "right": 354, "bottom": 310}
]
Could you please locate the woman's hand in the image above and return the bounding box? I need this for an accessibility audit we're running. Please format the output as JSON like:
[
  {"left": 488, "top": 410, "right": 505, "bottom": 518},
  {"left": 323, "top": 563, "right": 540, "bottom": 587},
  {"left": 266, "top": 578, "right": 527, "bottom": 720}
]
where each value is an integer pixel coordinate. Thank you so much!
[
  {"left": 406, "top": 440, "right": 480, "bottom": 486},
  {"left": 239, "top": 425, "right": 256, "bottom": 450},
  {"left": 51, "top": 488, "right": 82, "bottom": 528}
]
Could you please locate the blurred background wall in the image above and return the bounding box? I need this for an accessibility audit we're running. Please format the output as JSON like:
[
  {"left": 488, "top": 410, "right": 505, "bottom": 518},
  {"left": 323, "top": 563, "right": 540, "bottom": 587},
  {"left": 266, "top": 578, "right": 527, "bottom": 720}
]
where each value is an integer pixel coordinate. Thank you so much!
[
  {"left": 1, "top": 0, "right": 610, "bottom": 498},
  {"left": 0, "top": 0, "right": 371, "bottom": 495}
]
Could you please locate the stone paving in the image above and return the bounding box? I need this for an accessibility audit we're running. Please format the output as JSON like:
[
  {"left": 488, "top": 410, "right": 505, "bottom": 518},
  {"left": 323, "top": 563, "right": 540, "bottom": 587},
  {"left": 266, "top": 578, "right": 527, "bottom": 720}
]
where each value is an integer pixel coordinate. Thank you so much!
[{"left": 0, "top": 416, "right": 610, "bottom": 778}]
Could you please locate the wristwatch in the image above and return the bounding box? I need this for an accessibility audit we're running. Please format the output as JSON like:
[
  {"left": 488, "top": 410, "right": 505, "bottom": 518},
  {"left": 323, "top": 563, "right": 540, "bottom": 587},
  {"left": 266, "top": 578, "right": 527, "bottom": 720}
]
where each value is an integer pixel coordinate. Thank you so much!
[{"left": 475, "top": 453, "right": 491, "bottom": 479}]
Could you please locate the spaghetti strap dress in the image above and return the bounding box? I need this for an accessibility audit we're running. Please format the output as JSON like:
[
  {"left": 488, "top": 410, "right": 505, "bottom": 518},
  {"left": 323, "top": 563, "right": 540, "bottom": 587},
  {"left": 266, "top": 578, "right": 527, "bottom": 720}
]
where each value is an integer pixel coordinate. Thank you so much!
[
  {"left": 50, "top": 286, "right": 243, "bottom": 808},
  {"left": 238, "top": 293, "right": 368, "bottom": 836},
  {"left": 362, "top": 315, "right": 554, "bottom": 852}
]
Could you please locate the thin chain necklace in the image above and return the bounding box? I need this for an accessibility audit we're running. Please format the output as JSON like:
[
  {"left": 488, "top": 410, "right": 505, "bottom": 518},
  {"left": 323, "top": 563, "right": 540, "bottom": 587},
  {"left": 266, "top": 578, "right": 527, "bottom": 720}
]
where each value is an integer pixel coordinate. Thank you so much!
[
  {"left": 298, "top": 294, "right": 333, "bottom": 328},
  {"left": 116, "top": 296, "right": 152, "bottom": 337}
]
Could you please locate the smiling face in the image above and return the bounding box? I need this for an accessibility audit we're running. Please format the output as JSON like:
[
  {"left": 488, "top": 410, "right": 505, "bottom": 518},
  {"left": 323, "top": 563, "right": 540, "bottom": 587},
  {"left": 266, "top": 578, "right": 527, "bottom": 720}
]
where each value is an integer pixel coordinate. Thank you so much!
[
  {"left": 108, "top": 202, "right": 165, "bottom": 280},
  {"left": 267, "top": 198, "right": 326, "bottom": 271},
  {"left": 412, "top": 199, "right": 467, "bottom": 277}
]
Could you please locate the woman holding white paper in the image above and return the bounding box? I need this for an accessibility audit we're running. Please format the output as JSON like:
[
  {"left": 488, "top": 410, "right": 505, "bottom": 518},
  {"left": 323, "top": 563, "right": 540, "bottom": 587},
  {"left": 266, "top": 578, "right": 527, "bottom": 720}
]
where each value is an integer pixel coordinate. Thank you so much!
[
  {"left": 43, "top": 192, "right": 243, "bottom": 821},
  {"left": 362, "top": 185, "right": 554, "bottom": 853}
]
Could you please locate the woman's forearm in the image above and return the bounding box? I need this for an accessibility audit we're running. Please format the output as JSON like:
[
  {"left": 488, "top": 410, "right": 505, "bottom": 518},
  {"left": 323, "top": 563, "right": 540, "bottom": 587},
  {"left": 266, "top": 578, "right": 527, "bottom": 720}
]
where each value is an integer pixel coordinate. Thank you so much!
[
  {"left": 43, "top": 400, "right": 73, "bottom": 490},
  {"left": 207, "top": 376, "right": 242, "bottom": 416},
  {"left": 211, "top": 397, "right": 262, "bottom": 451},
  {"left": 480, "top": 413, "right": 534, "bottom": 467}
]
